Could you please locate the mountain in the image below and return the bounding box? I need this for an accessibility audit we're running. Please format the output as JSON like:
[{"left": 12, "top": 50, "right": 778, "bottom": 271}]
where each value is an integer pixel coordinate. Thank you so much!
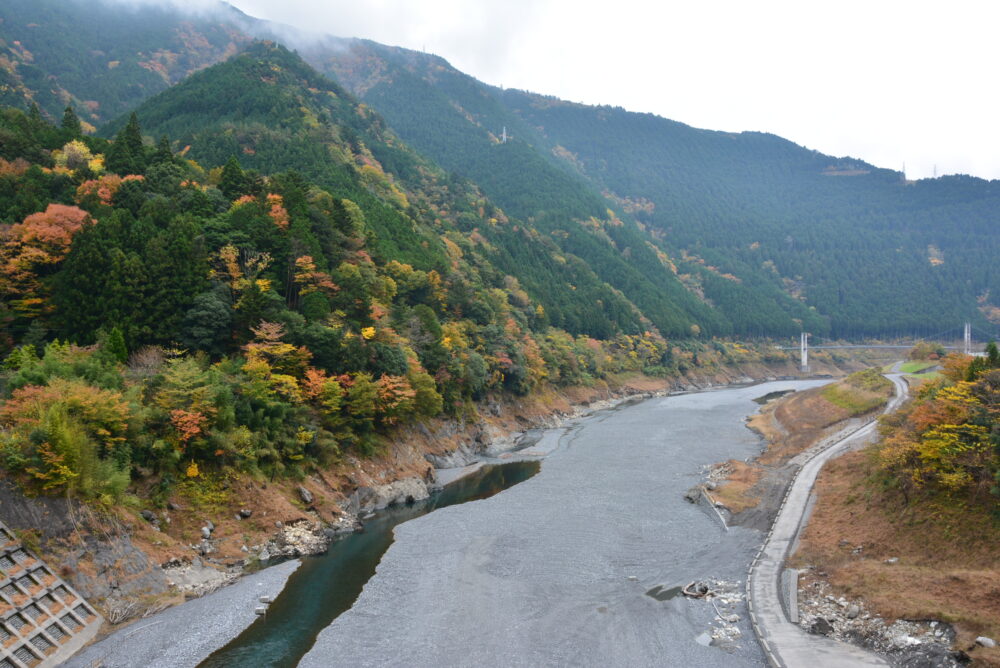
[
  {"left": 2, "top": 38, "right": 727, "bottom": 508},
  {"left": 1, "top": 0, "right": 999, "bottom": 339},
  {"left": 104, "top": 41, "right": 716, "bottom": 338},
  {"left": 0, "top": 0, "right": 255, "bottom": 128},
  {"left": 312, "top": 40, "right": 828, "bottom": 337},
  {"left": 313, "top": 40, "right": 1000, "bottom": 338}
]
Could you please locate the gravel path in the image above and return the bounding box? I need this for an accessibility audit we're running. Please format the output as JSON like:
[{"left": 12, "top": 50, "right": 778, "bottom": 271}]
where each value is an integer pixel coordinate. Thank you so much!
[{"left": 65, "top": 559, "right": 301, "bottom": 668}]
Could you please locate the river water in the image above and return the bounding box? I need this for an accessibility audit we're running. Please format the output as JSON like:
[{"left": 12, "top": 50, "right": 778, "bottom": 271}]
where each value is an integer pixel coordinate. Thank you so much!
[{"left": 209, "top": 379, "right": 829, "bottom": 667}]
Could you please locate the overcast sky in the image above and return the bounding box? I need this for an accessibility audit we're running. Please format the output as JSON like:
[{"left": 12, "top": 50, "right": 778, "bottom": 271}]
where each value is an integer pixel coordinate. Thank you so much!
[{"left": 222, "top": 0, "right": 998, "bottom": 180}]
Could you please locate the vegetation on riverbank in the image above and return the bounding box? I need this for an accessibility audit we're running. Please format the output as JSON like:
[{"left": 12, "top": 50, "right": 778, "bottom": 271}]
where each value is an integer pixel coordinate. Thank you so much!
[
  {"left": 712, "top": 368, "right": 893, "bottom": 521},
  {"left": 793, "top": 349, "right": 1000, "bottom": 666},
  {"left": 0, "top": 99, "right": 801, "bottom": 509}
]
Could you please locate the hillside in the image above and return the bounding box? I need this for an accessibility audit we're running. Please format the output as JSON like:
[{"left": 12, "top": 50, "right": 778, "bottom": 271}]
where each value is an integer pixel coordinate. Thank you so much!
[
  {"left": 3, "top": 0, "right": 998, "bottom": 338},
  {"left": 101, "top": 42, "right": 717, "bottom": 339},
  {"left": 792, "top": 353, "right": 1000, "bottom": 666},
  {"left": 313, "top": 40, "right": 1000, "bottom": 338},
  {"left": 313, "top": 39, "right": 824, "bottom": 337},
  {"left": 0, "top": 0, "right": 255, "bottom": 127},
  {"left": 1, "top": 40, "right": 743, "bottom": 509}
]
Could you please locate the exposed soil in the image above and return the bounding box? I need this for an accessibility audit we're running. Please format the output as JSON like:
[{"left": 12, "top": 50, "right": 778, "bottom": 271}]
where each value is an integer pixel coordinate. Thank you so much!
[
  {"left": 791, "top": 446, "right": 1000, "bottom": 667},
  {"left": 716, "top": 375, "right": 892, "bottom": 531}
]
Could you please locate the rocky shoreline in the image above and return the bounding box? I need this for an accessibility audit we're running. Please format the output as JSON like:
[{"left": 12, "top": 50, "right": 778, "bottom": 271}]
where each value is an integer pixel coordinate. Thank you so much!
[
  {"left": 130, "top": 367, "right": 861, "bottom": 611},
  {"left": 796, "top": 575, "right": 967, "bottom": 667}
]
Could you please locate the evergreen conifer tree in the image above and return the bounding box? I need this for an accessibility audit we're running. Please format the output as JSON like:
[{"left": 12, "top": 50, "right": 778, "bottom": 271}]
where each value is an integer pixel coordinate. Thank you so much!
[
  {"left": 219, "top": 156, "right": 249, "bottom": 200},
  {"left": 61, "top": 107, "right": 82, "bottom": 137}
]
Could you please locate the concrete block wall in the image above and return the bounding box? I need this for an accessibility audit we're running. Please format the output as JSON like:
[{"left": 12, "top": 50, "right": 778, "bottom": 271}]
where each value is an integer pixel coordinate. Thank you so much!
[{"left": 0, "top": 523, "right": 102, "bottom": 667}]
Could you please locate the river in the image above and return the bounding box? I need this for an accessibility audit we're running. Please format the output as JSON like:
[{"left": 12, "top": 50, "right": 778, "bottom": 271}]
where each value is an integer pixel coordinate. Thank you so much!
[{"left": 212, "top": 379, "right": 828, "bottom": 667}]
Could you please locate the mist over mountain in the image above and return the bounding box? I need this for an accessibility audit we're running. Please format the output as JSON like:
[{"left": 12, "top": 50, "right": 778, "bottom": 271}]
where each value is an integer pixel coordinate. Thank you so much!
[{"left": 1, "top": 0, "right": 998, "bottom": 340}]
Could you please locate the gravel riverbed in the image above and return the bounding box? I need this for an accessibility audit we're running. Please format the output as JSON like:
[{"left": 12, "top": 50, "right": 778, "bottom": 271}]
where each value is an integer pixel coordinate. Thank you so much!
[
  {"left": 300, "top": 381, "right": 828, "bottom": 667},
  {"left": 65, "top": 559, "right": 301, "bottom": 668}
]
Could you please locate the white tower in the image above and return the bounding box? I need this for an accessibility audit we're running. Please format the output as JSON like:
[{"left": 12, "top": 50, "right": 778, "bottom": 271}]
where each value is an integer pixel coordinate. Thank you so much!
[{"left": 800, "top": 332, "right": 809, "bottom": 372}]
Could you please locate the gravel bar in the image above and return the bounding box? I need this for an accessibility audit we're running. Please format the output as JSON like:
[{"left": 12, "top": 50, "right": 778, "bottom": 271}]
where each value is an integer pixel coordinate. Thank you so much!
[{"left": 65, "top": 559, "right": 301, "bottom": 668}]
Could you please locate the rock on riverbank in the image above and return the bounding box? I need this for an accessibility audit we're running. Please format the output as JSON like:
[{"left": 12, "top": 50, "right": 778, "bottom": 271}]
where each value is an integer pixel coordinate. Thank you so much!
[{"left": 798, "top": 577, "right": 965, "bottom": 667}]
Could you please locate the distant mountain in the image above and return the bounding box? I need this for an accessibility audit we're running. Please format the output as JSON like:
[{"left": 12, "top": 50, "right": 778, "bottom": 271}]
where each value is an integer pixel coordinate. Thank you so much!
[
  {"left": 312, "top": 40, "right": 827, "bottom": 337},
  {"left": 0, "top": 0, "right": 257, "bottom": 127},
  {"left": 313, "top": 40, "right": 1000, "bottom": 338},
  {"left": 2, "top": 0, "right": 998, "bottom": 338}
]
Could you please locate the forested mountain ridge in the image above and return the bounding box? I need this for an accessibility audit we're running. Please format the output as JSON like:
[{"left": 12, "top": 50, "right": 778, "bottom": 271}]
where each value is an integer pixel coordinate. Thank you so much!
[
  {"left": 1, "top": 0, "right": 998, "bottom": 340},
  {"left": 311, "top": 39, "right": 830, "bottom": 338},
  {"left": 5, "top": 36, "right": 763, "bottom": 510},
  {"left": 497, "top": 90, "right": 1000, "bottom": 336},
  {"left": 0, "top": 0, "right": 255, "bottom": 127},
  {"left": 312, "top": 40, "right": 1000, "bottom": 338},
  {"left": 99, "top": 42, "right": 720, "bottom": 339}
]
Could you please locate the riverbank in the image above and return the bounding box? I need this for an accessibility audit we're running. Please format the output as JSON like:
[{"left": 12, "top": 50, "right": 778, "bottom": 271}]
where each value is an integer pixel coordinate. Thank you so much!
[
  {"left": 717, "top": 368, "right": 996, "bottom": 667},
  {"left": 744, "top": 374, "right": 905, "bottom": 668},
  {"left": 708, "top": 369, "right": 895, "bottom": 532},
  {"left": 0, "top": 348, "right": 880, "bottom": 659},
  {"left": 64, "top": 559, "right": 301, "bottom": 668},
  {"left": 791, "top": 411, "right": 1000, "bottom": 666}
]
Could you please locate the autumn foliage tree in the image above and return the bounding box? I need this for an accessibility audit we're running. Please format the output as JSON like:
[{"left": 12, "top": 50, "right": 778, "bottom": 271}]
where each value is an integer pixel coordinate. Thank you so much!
[
  {"left": 875, "top": 354, "right": 1000, "bottom": 508},
  {"left": 0, "top": 204, "right": 91, "bottom": 318}
]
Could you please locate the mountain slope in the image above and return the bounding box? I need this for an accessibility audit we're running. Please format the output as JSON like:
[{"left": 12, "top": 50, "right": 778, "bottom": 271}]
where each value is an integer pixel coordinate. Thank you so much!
[
  {"left": 2, "top": 0, "right": 998, "bottom": 338},
  {"left": 109, "top": 42, "right": 734, "bottom": 338},
  {"left": 498, "top": 90, "right": 1000, "bottom": 336},
  {"left": 313, "top": 40, "right": 823, "bottom": 337},
  {"left": 104, "top": 42, "right": 680, "bottom": 338},
  {"left": 0, "top": 0, "right": 256, "bottom": 127},
  {"left": 311, "top": 40, "right": 1000, "bottom": 338}
]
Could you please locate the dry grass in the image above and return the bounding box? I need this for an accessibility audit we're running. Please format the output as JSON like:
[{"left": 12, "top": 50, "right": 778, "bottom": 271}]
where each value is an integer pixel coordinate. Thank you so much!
[
  {"left": 718, "top": 372, "right": 893, "bottom": 518},
  {"left": 711, "top": 460, "right": 763, "bottom": 513},
  {"left": 792, "top": 449, "right": 1000, "bottom": 666}
]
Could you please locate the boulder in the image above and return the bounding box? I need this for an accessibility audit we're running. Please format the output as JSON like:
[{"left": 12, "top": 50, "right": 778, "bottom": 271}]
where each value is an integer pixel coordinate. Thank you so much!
[
  {"left": 809, "top": 618, "right": 835, "bottom": 636},
  {"left": 298, "top": 486, "right": 314, "bottom": 505},
  {"left": 976, "top": 637, "right": 997, "bottom": 648},
  {"left": 269, "top": 520, "right": 329, "bottom": 557},
  {"left": 350, "top": 478, "right": 430, "bottom": 513},
  {"left": 846, "top": 604, "right": 861, "bottom": 619},
  {"left": 140, "top": 510, "right": 157, "bottom": 523}
]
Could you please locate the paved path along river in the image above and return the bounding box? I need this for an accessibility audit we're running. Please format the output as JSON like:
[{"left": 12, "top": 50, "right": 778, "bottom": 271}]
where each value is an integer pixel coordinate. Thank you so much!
[
  {"left": 301, "top": 380, "right": 830, "bottom": 668},
  {"left": 747, "top": 374, "right": 907, "bottom": 668}
]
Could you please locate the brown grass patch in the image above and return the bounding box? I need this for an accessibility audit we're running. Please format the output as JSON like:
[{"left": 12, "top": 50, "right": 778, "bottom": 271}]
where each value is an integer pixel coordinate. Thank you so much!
[
  {"left": 718, "top": 373, "right": 892, "bottom": 517},
  {"left": 792, "top": 448, "right": 1000, "bottom": 665},
  {"left": 711, "top": 460, "right": 763, "bottom": 513}
]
